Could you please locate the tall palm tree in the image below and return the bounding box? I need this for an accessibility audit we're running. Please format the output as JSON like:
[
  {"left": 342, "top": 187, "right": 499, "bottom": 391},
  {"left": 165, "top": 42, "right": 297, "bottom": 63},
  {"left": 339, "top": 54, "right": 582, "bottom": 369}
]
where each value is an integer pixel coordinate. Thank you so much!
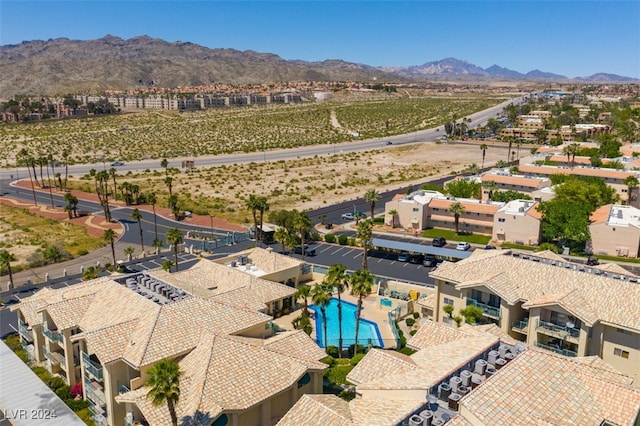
[
  {"left": 293, "top": 211, "right": 312, "bottom": 260},
  {"left": 124, "top": 246, "right": 135, "bottom": 262},
  {"left": 0, "top": 249, "right": 16, "bottom": 289},
  {"left": 103, "top": 228, "right": 117, "bottom": 267},
  {"left": 63, "top": 193, "right": 78, "bottom": 218},
  {"left": 131, "top": 208, "right": 145, "bottom": 254},
  {"left": 324, "top": 264, "right": 349, "bottom": 356},
  {"left": 153, "top": 238, "right": 164, "bottom": 255},
  {"left": 256, "top": 196, "right": 270, "bottom": 246},
  {"left": 350, "top": 269, "right": 374, "bottom": 355},
  {"left": 356, "top": 220, "right": 373, "bottom": 271},
  {"left": 109, "top": 167, "right": 118, "bottom": 200},
  {"left": 18, "top": 149, "right": 38, "bottom": 206},
  {"left": 480, "top": 143, "right": 488, "bottom": 170},
  {"left": 166, "top": 228, "right": 183, "bottom": 272},
  {"left": 274, "top": 227, "right": 289, "bottom": 254},
  {"left": 246, "top": 194, "right": 260, "bottom": 242},
  {"left": 147, "top": 192, "right": 159, "bottom": 241},
  {"left": 44, "top": 155, "right": 54, "bottom": 207},
  {"left": 62, "top": 148, "right": 70, "bottom": 191},
  {"left": 311, "top": 283, "right": 332, "bottom": 350},
  {"left": 449, "top": 202, "right": 466, "bottom": 234},
  {"left": 388, "top": 209, "right": 398, "bottom": 228},
  {"left": 364, "top": 189, "right": 380, "bottom": 220},
  {"left": 146, "top": 358, "right": 183, "bottom": 426},
  {"left": 165, "top": 176, "right": 174, "bottom": 203},
  {"left": 161, "top": 158, "right": 169, "bottom": 176},
  {"left": 294, "top": 284, "right": 311, "bottom": 315},
  {"left": 624, "top": 176, "right": 639, "bottom": 205}
]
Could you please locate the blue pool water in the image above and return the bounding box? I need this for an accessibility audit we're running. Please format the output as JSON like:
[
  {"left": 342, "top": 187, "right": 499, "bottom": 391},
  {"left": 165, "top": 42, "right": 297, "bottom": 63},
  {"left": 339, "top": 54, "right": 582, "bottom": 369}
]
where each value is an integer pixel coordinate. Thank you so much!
[{"left": 309, "top": 298, "right": 384, "bottom": 349}]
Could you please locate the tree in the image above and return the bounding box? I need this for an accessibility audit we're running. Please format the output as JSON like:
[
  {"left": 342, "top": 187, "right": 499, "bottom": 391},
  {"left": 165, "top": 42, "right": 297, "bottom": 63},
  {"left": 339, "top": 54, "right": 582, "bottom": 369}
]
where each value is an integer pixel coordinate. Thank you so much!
[
  {"left": 486, "top": 117, "right": 501, "bottom": 135},
  {"left": 624, "top": 175, "right": 639, "bottom": 205},
  {"left": 94, "top": 170, "right": 112, "bottom": 221},
  {"left": 161, "top": 158, "right": 169, "bottom": 176},
  {"left": 103, "top": 229, "right": 117, "bottom": 267},
  {"left": 165, "top": 228, "right": 183, "bottom": 272},
  {"left": 388, "top": 209, "right": 398, "bottom": 228},
  {"left": 44, "top": 154, "right": 54, "bottom": 207},
  {"left": 246, "top": 194, "right": 260, "bottom": 243},
  {"left": 62, "top": 148, "right": 70, "bottom": 191},
  {"left": 489, "top": 190, "right": 532, "bottom": 203},
  {"left": 535, "top": 128, "right": 548, "bottom": 144},
  {"left": 292, "top": 211, "right": 312, "bottom": 260},
  {"left": 449, "top": 202, "right": 466, "bottom": 234},
  {"left": 109, "top": 168, "right": 118, "bottom": 200},
  {"left": 444, "top": 179, "right": 481, "bottom": 199},
  {"left": 146, "top": 358, "right": 183, "bottom": 426},
  {"left": 153, "top": 238, "right": 164, "bottom": 254},
  {"left": 459, "top": 305, "right": 483, "bottom": 324},
  {"left": 363, "top": 189, "right": 380, "bottom": 220},
  {"left": 82, "top": 266, "right": 100, "bottom": 281},
  {"left": 311, "top": 283, "right": 332, "bottom": 350},
  {"left": 131, "top": 209, "right": 145, "bottom": 255},
  {"left": 165, "top": 176, "right": 174, "bottom": 205},
  {"left": 17, "top": 149, "right": 38, "bottom": 206},
  {"left": 356, "top": 219, "right": 373, "bottom": 271},
  {"left": 274, "top": 227, "right": 290, "bottom": 254},
  {"left": 256, "top": 196, "right": 270, "bottom": 246},
  {"left": 291, "top": 313, "right": 312, "bottom": 336},
  {"left": 0, "top": 250, "right": 16, "bottom": 288},
  {"left": 63, "top": 193, "right": 78, "bottom": 218},
  {"left": 161, "top": 260, "right": 174, "bottom": 272},
  {"left": 537, "top": 200, "right": 591, "bottom": 245},
  {"left": 124, "top": 246, "right": 135, "bottom": 262},
  {"left": 294, "top": 285, "right": 311, "bottom": 316},
  {"left": 324, "top": 264, "right": 349, "bottom": 356},
  {"left": 350, "top": 269, "right": 374, "bottom": 355},
  {"left": 147, "top": 192, "right": 159, "bottom": 241},
  {"left": 479, "top": 144, "right": 488, "bottom": 170},
  {"left": 502, "top": 136, "right": 515, "bottom": 163}
]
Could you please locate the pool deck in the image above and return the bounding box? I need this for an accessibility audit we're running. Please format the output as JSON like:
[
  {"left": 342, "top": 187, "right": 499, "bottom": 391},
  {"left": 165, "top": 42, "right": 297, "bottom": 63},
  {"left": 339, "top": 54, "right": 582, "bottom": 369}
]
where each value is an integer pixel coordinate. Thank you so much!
[{"left": 273, "top": 287, "right": 398, "bottom": 349}]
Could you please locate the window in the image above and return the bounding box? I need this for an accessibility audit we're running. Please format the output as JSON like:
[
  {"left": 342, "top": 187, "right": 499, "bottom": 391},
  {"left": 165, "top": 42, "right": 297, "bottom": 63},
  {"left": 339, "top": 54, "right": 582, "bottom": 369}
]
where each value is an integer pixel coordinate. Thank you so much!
[
  {"left": 444, "top": 297, "right": 454, "bottom": 305},
  {"left": 413, "top": 208, "right": 419, "bottom": 212},
  {"left": 617, "top": 328, "right": 632, "bottom": 335},
  {"left": 614, "top": 348, "right": 629, "bottom": 359},
  {"left": 498, "top": 218, "right": 506, "bottom": 222}
]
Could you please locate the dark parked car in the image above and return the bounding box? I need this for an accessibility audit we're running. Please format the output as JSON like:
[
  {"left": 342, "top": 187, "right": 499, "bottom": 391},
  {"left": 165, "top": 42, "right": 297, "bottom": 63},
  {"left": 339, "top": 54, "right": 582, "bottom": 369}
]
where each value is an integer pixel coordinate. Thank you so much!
[
  {"left": 586, "top": 257, "right": 599, "bottom": 266},
  {"left": 409, "top": 254, "right": 425, "bottom": 264},
  {"left": 432, "top": 237, "right": 447, "bottom": 247},
  {"left": 294, "top": 245, "right": 316, "bottom": 256},
  {"left": 484, "top": 245, "right": 496, "bottom": 250}
]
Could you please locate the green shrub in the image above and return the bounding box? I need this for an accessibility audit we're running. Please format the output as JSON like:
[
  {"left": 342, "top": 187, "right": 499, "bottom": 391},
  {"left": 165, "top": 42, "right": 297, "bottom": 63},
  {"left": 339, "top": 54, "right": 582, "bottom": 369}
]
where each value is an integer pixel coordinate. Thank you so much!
[
  {"left": 324, "top": 234, "right": 336, "bottom": 243},
  {"left": 55, "top": 384, "right": 73, "bottom": 401},
  {"left": 338, "top": 390, "right": 356, "bottom": 401},
  {"left": 77, "top": 249, "right": 89, "bottom": 256},
  {"left": 338, "top": 235, "right": 348, "bottom": 245},
  {"left": 405, "top": 318, "right": 415, "bottom": 327},
  {"left": 373, "top": 217, "right": 384, "bottom": 224},
  {"left": 4, "top": 334, "right": 23, "bottom": 352},
  {"left": 311, "top": 232, "right": 321, "bottom": 241},
  {"left": 325, "top": 345, "right": 340, "bottom": 358},
  {"left": 413, "top": 312, "right": 420, "bottom": 319},
  {"left": 74, "top": 408, "right": 95, "bottom": 426},
  {"left": 31, "top": 366, "right": 52, "bottom": 382},
  {"left": 347, "top": 344, "right": 364, "bottom": 357},
  {"left": 64, "top": 399, "right": 89, "bottom": 412},
  {"left": 47, "top": 376, "right": 67, "bottom": 393},
  {"left": 398, "top": 347, "right": 416, "bottom": 356},
  {"left": 322, "top": 356, "right": 336, "bottom": 367},
  {"left": 409, "top": 330, "right": 417, "bottom": 336},
  {"left": 350, "top": 353, "right": 365, "bottom": 366},
  {"left": 323, "top": 365, "right": 354, "bottom": 385},
  {"left": 348, "top": 237, "right": 356, "bottom": 246}
]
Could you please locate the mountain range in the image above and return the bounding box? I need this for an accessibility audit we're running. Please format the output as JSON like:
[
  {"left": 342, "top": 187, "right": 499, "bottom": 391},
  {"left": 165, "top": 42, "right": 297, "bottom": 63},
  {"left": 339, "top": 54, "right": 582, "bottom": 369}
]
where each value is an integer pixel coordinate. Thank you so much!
[{"left": 0, "top": 35, "right": 636, "bottom": 97}]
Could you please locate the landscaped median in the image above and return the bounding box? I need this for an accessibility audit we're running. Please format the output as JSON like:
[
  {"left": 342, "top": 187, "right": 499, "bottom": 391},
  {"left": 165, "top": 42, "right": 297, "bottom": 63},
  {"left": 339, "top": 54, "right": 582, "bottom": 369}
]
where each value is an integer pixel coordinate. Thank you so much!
[{"left": 420, "top": 228, "right": 491, "bottom": 245}]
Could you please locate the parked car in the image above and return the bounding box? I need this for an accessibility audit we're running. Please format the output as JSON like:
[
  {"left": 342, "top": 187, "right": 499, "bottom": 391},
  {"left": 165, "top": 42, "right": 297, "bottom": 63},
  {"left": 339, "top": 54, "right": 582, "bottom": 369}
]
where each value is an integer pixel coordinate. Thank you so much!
[
  {"left": 432, "top": 237, "right": 447, "bottom": 247},
  {"left": 456, "top": 242, "right": 471, "bottom": 251},
  {"left": 409, "top": 253, "right": 425, "bottom": 264},
  {"left": 586, "top": 257, "right": 599, "bottom": 266},
  {"left": 111, "top": 161, "right": 125, "bottom": 166},
  {"left": 484, "top": 245, "right": 496, "bottom": 250},
  {"left": 293, "top": 245, "right": 316, "bottom": 256},
  {"left": 385, "top": 140, "right": 393, "bottom": 145},
  {"left": 355, "top": 211, "right": 367, "bottom": 219},
  {"left": 423, "top": 254, "right": 438, "bottom": 267},
  {"left": 397, "top": 251, "right": 410, "bottom": 262},
  {"left": 341, "top": 212, "right": 355, "bottom": 220}
]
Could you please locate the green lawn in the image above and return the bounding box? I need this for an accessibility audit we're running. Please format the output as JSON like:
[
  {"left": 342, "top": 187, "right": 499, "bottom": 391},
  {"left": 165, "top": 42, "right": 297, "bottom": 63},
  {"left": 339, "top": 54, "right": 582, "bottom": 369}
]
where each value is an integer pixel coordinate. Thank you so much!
[
  {"left": 421, "top": 228, "right": 491, "bottom": 245},
  {"left": 499, "top": 242, "right": 538, "bottom": 252}
]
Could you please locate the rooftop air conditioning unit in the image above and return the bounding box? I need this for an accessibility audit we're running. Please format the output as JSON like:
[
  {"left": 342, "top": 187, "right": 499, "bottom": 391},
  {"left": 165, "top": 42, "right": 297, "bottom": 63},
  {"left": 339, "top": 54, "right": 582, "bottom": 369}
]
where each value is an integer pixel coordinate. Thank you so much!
[
  {"left": 409, "top": 415, "right": 424, "bottom": 426},
  {"left": 460, "top": 370, "right": 472, "bottom": 387},
  {"left": 419, "top": 410, "right": 433, "bottom": 426},
  {"left": 487, "top": 350, "right": 499, "bottom": 366}
]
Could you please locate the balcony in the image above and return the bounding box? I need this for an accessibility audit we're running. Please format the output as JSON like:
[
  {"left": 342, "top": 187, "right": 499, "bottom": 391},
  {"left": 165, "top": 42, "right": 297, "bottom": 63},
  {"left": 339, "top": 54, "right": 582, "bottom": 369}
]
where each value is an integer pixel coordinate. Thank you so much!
[
  {"left": 511, "top": 319, "right": 529, "bottom": 334},
  {"left": 466, "top": 298, "right": 501, "bottom": 318},
  {"left": 88, "top": 404, "right": 107, "bottom": 426},
  {"left": 84, "top": 377, "right": 107, "bottom": 407},
  {"left": 536, "top": 320, "right": 579, "bottom": 342},
  {"left": 18, "top": 319, "right": 33, "bottom": 343},
  {"left": 42, "top": 325, "right": 63, "bottom": 344},
  {"left": 118, "top": 383, "right": 131, "bottom": 395},
  {"left": 534, "top": 341, "right": 577, "bottom": 357},
  {"left": 82, "top": 351, "right": 104, "bottom": 381},
  {"left": 43, "top": 346, "right": 65, "bottom": 366}
]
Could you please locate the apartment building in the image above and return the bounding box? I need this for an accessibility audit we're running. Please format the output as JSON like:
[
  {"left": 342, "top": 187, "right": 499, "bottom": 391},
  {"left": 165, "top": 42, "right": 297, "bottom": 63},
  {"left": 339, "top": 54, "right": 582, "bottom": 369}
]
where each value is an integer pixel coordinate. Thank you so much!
[
  {"left": 429, "top": 249, "right": 640, "bottom": 384},
  {"left": 13, "top": 260, "right": 323, "bottom": 426},
  {"left": 590, "top": 204, "right": 640, "bottom": 258},
  {"left": 278, "top": 320, "right": 640, "bottom": 425},
  {"left": 492, "top": 199, "right": 542, "bottom": 245},
  {"left": 516, "top": 115, "right": 545, "bottom": 128},
  {"left": 384, "top": 190, "right": 504, "bottom": 235},
  {"left": 480, "top": 170, "right": 550, "bottom": 201}
]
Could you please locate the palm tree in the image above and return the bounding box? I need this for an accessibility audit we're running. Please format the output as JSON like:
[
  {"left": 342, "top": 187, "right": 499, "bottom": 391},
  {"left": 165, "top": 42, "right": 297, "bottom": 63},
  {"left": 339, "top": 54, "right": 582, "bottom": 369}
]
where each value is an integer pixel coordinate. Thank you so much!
[
  {"left": 324, "top": 264, "right": 349, "bottom": 356},
  {"left": 161, "top": 158, "right": 169, "bottom": 176},
  {"left": 161, "top": 260, "right": 174, "bottom": 272},
  {"left": 146, "top": 358, "right": 183, "bottom": 426},
  {"left": 0, "top": 249, "right": 16, "bottom": 289},
  {"left": 103, "top": 229, "right": 117, "bottom": 267},
  {"left": 64, "top": 193, "right": 78, "bottom": 219},
  {"left": 153, "top": 238, "right": 164, "bottom": 255},
  {"left": 18, "top": 149, "right": 38, "bottom": 206},
  {"left": 624, "top": 176, "right": 639, "bottom": 205},
  {"left": 294, "top": 284, "right": 311, "bottom": 315},
  {"left": 256, "top": 196, "right": 269, "bottom": 246},
  {"left": 124, "top": 246, "right": 135, "bottom": 262},
  {"left": 364, "top": 189, "right": 380, "bottom": 220},
  {"left": 166, "top": 228, "right": 183, "bottom": 272},
  {"left": 292, "top": 211, "right": 312, "bottom": 260},
  {"left": 43, "top": 155, "right": 54, "bottom": 207},
  {"left": 165, "top": 176, "right": 174, "bottom": 203},
  {"left": 388, "top": 209, "right": 398, "bottom": 228},
  {"left": 82, "top": 266, "right": 100, "bottom": 281},
  {"left": 246, "top": 194, "right": 260, "bottom": 242},
  {"left": 310, "top": 283, "right": 332, "bottom": 350},
  {"left": 449, "top": 202, "right": 466, "bottom": 234},
  {"left": 147, "top": 192, "right": 159, "bottom": 241},
  {"left": 503, "top": 136, "right": 514, "bottom": 163},
  {"left": 131, "top": 208, "right": 145, "bottom": 255},
  {"left": 480, "top": 143, "right": 488, "bottom": 169},
  {"left": 109, "top": 167, "right": 118, "bottom": 200},
  {"left": 356, "top": 219, "right": 373, "bottom": 271},
  {"left": 62, "top": 148, "right": 70, "bottom": 190},
  {"left": 350, "top": 269, "right": 374, "bottom": 355},
  {"left": 274, "top": 227, "right": 289, "bottom": 254}
]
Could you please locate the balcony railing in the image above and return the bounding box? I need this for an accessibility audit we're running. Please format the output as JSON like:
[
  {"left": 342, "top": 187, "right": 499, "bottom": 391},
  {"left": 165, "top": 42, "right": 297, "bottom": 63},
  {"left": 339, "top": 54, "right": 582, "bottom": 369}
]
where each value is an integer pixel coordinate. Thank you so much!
[
  {"left": 18, "top": 319, "right": 33, "bottom": 343},
  {"left": 536, "top": 320, "right": 579, "bottom": 340},
  {"left": 82, "top": 351, "right": 104, "bottom": 381},
  {"left": 534, "top": 341, "right": 577, "bottom": 357},
  {"left": 84, "top": 378, "right": 106, "bottom": 407},
  {"left": 118, "top": 384, "right": 131, "bottom": 395},
  {"left": 42, "top": 326, "right": 63, "bottom": 344},
  {"left": 466, "top": 298, "right": 501, "bottom": 318},
  {"left": 88, "top": 404, "right": 107, "bottom": 426},
  {"left": 43, "top": 346, "right": 65, "bottom": 366},
  {"left": 511, "top": 319, "right": 529, "bottom": 334}
]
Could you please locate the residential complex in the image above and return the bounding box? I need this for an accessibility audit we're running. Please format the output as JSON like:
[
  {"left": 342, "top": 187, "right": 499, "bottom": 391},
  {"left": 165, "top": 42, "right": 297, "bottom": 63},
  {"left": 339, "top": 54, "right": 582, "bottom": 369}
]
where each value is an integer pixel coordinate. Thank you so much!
[
  {"left": 590, "top": 204, "right": 640, "bottom": 258},
  {"left": 428, "top": 249, "right": 640, "bottom": 384},
  {"left": 12, "top": 249, "right": 325, "bottom": 426}
]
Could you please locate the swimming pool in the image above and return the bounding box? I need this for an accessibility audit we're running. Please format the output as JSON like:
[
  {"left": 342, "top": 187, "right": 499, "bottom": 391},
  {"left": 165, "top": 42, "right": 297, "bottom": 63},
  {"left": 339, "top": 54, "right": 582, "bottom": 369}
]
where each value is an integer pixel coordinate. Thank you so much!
[{"left": 309, "top": 298, "right": 384, "bottom": 349}]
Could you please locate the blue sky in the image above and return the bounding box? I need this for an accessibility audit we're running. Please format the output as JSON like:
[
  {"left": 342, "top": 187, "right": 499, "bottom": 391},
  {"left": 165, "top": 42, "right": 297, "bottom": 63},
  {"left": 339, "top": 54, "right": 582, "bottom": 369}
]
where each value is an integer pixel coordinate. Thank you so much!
[{"left": 1, "top": 1, "right": 638, "bottom": 78}]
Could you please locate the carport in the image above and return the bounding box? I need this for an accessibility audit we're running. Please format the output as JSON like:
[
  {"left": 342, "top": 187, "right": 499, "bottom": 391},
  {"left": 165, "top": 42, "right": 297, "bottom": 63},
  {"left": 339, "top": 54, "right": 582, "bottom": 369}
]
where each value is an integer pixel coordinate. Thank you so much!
[{"left": 371, "top": 238, "right": 473, "bottom": 261}]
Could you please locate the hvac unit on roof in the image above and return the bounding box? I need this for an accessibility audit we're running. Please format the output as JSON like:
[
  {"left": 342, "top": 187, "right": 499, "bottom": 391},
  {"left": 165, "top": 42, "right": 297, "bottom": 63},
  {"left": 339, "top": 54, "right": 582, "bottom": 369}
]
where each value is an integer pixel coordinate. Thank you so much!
[
  {"left": 449, "top": 376, "right": 462, "bottom": 393},
  {"left": 460, "top": 370, "right": 472, "bottom": 387},
  {"left": 448, "top": 393, "right": 461, "bottom": 411},
  {"left": 487, "top": 350, "right": 499, "bottom": 366},
  {"left": 409, "top": 415, "right": 424, "bottom": 426},
  {"left": 419, "top": 410, "right": 434, "bottom": 426},
  {"left": 238, "top": 255, "right": 248, "bottom": 265},
  {"left": 498, "top": 344, "right": 510, "bottom": 357},
  {"left": 485, "top": 366, "right": 497, "bottom": 378},
  {"left": 438, "top": 383, "right": 452, "bottom": 401},
  {"left": 474, "top": 359, "right": 488, "bottom": 375},
  {"left": 617, "top": 210, "right": 624, "bottom": 219}
]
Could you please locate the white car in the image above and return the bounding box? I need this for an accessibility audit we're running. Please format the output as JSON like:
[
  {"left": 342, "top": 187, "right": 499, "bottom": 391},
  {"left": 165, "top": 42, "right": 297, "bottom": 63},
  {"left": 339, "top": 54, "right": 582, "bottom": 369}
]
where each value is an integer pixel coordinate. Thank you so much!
[
  {"left": 341, "top": 212, "right": 355, "bottom": 220},
  {"left": 456, "top": 242, "right": 471, "bottom": 251}
]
